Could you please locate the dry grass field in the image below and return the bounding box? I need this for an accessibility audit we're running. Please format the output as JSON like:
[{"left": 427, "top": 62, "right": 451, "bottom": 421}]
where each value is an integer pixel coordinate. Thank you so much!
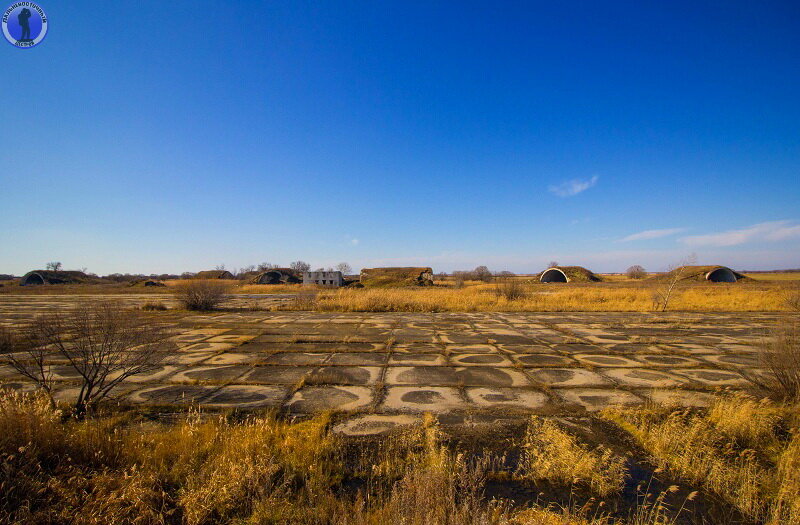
[
  {"left": 302, "top": 281, "right": 799, "bottom": 313},
  {"left": 1, "top": 280, "right": 799, "bottom": 523},
  {"left": 2, "top": 389, "right": 799, "bottom": 524},
  {"left": 3, "top": 275, "right": 799, "bottom": 313}
]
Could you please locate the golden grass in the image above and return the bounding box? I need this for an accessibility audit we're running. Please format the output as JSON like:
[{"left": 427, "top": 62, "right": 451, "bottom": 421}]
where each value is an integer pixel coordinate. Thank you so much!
[
  {"left": 518, "top": 416, "right": 626, "bottom": 497},
  {"left": 603, "top": 393, "right": 800, "bottom": 524},
  {"left": 302, "top": 282, "right": 795, "bottom": 312},
  {"left": 2, "top": 389, "right": 718, "bottom": 525},
  {"left": 745, "top": 272, "right": 800, "bottom": 281}
]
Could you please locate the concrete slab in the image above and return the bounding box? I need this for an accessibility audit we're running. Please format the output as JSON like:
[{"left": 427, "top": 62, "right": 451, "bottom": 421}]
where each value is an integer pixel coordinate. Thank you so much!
[
  {"left": 286, "top": 386, "right": 372, "bottom": 412},
  {"left": 465, "top": 387, "right": 549, "bottom": 410},
  {"left": 381, "top": 386, "right": 469, "bottom": 413}
]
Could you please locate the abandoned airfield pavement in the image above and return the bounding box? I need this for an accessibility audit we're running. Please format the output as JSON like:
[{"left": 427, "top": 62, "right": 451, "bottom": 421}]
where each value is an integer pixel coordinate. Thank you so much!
[{"left": 0, "top": 294, "right": 793, "bottom": 436}]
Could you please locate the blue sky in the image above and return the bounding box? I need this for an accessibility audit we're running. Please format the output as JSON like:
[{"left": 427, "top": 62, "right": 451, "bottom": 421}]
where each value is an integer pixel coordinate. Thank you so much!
[{"left": 1, "top": 1, "right": 799, "bottom": 275}]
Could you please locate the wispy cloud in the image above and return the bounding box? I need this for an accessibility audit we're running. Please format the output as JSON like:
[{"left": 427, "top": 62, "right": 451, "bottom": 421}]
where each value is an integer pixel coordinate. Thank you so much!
[
  {"left": 548, "top": 175, "right": 599, "bottom": 197},
  {"left": 350, "top": 238, "right": 360, "bottom": 246},
  {"left": 620, "top": 227, "right": 686, "bottom": 242},
  {"left": 680, "top": 220, "right": 800, "bottom": 247}
]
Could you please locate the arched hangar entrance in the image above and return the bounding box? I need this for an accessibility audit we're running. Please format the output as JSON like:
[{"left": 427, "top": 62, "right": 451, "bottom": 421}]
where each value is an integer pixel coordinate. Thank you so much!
[
  {"left": 706, "top": 267, "right": 738, "bottom": 283},
  {"left": 540, "top": 268, "right": 568, "bottom": 283}
]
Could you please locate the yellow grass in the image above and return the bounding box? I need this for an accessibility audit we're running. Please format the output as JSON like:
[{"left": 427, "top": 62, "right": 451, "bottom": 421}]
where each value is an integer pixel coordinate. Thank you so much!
[
  {"left": 745, "top": 272, "right": 800, "bottom": 281},
  {"left": 603, "top": 393, "right": 800, "bottom": 524},
  {"left": 1, "top": 390, "right": 703, "bottom": 524},
  {"left": 518, "top": 416, "right": 626, "bottom": 496},
  {"left": 302, "top": 282, "right": 795, "bottom": 312}
]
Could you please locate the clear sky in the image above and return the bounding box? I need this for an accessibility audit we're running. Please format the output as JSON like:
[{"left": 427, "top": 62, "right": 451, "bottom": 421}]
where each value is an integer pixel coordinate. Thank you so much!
[{"left": 2, "top": 1, "right": 799, "bottom": 275}]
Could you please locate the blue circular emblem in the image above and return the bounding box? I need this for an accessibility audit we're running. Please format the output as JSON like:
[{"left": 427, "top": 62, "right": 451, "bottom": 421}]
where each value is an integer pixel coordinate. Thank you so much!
[{"left": 3, "top": 2, "right": 48, "bottom": 48}]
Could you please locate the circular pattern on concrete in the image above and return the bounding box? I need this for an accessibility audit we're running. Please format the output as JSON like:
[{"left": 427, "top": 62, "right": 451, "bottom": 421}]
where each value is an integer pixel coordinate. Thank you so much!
[
  {"left": 602, "top": 368, "right": 688, "bottom": 387},
  {"left": 528, "top": 368, "right": 613, "bottom": 387},
  {"left": 382, "top": 386, "right": 467, "bottom": 413},
  {"left": 559, "top": 389, "right": 644, "bottom": 412},
  {"left": 333, "top": 414, "right": 421, "bottom": 436},
  {"left": 574, "top": 354, "right": 640, "bottom": 367},
  {"left": 465, "top": 387, "right": 548, "bottom": 409},
  {"left": 286, "top": 386, "right": 373, "bottom": 413}
]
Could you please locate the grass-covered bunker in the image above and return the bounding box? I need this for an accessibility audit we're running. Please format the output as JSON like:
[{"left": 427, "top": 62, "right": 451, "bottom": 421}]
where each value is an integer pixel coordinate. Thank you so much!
[
  {"left": 250, "top": 269, "right": 301, "bottom": 284},
  {"left": 539, "top": 266, "right": 602, "bottom": 283},
  {"left": 194, "top": 270, "right": 235, "bottom": 279},
  {"left": 360, "top": 267, "right": 434, "bottom": 287},
  {"left": 19, "top": 270, "right": 91, "bottom": 286},
  {"left": 656, "top": 265, "right": 748, "bottom": 283}
]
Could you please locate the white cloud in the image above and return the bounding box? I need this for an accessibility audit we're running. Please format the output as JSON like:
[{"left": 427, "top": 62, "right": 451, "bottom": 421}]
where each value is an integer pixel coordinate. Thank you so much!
[
  {"left": 350, "top": 238, "right": 360, "bottom": 246},
  {"left": 548, "top": 175, "right": 599, "bottom": 197},
  {"left": 680, "top": 221, "right": 800, "bottom": 247},
  {"left": 620, "top": 227, "right": 686, "bottom": 242}
]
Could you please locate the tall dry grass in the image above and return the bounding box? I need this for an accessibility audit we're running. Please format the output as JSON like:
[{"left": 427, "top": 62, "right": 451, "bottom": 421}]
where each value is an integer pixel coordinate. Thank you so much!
[
  {"left": 299, "top": 283, "right": 792, "bottom": 313},
  {"left": 757, "top": 323, "right": 800, "bottom": 401},
  {"left": 518, "top": 416, "right": 626, "bottom": 497},
  {"left": 603, "top": 393, "right": 800, "bottom": 524},
  {"left": 0, "top": 390, "right": 708, "bottom": 525}
]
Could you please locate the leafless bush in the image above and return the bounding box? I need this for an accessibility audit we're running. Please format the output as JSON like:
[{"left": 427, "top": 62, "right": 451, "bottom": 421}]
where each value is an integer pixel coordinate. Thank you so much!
[
  {"left": 293, "top": 290, "right": 318, "bottom": 310},
  {"left": 474, "top": 265, "right": 493, "bottom": 283},
  {"left": 290, "top": 260, "right": 311, "bottom": 272},
  {"left": 452, "top": 271, "right": 469, "bottom": 288},
  {"left": 758, "top": 323, "right": 800, "bottom": 401},
  {"left": 173, "top": 279, "right": 232, "bottom": 311},
  {"left": 141, "top": 301, "right": 167, "bottom": 311},
  {"left": 626, "top": 265, "right": 648, "bottom": 279},
  {"left": 4, "top": 303, "right": 175, "bottom": 417},
  {"left": 652, "top": 255, "right": 696, "bottom": 312},
  {"left": 494, "top": 279, "right": 527, "bottom": 301}
]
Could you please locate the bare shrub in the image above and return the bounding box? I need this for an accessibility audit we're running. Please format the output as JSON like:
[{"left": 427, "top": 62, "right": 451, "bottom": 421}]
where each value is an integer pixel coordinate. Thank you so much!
[
  {"left": 173, "top": 279, "right": 232, "bottom": 311},
  {"left": 4, "top": 303, "right": 175, "bottom": 417},
  {"left": 494, "top": 279, "right": 526, "bottom": 301},
  {"left": 290, "top": 260, "right": 311, "bottom": 272},
  {"left": 141, "top": 301, "right": 167, "bottom": 311},
  {"left": 626, "top": 265, "right": 648, "bottom": 279},
  {"left": 758, "top": 323, "right": 800, "bottom": 401},
  {"left": 652, "top": 255, "right": 696, "bottom": 312},
  {"left": 293, "top": 290, "right": 318, "bottom": 310},
  {"left": 452, "top": 271, "right": 469, "bottom": 288},
  {"left": 474, "top": 265, "right": 493, "bottom": 283}
]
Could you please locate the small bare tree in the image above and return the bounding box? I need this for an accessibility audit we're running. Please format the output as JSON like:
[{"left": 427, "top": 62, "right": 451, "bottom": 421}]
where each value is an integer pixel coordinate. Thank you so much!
[
  {"left": 46, "top": 261, "right": 62, "bottom": 271},
  {"left": 474, "top": 266, "right": 493, "bottom": 283},
  {"left": 173, "top": 279, "right": 232, "bottom": 311},
  {"left": 652, "top": 255, "right": 696, "bottom": 312},
  {"left": 626, "top": 265, "right": 648, "bottom": 279},
  {"left": 1, "top": 325, "right": 57, "bottom": 405},
  {"left": 290, "top": 260, "right": 311, "bottom": 272},
  {"left": 336, "top": 262, "right": 352, "bottom": 275},
  {"left": 547, "top": 261, "right": 559, "bottom": 269},
  {"left": 258, "top": 262, "right": 278, "bottom": 271},
  {"left": 3, "top": 303, "right": 175, "bottom": 417}
]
